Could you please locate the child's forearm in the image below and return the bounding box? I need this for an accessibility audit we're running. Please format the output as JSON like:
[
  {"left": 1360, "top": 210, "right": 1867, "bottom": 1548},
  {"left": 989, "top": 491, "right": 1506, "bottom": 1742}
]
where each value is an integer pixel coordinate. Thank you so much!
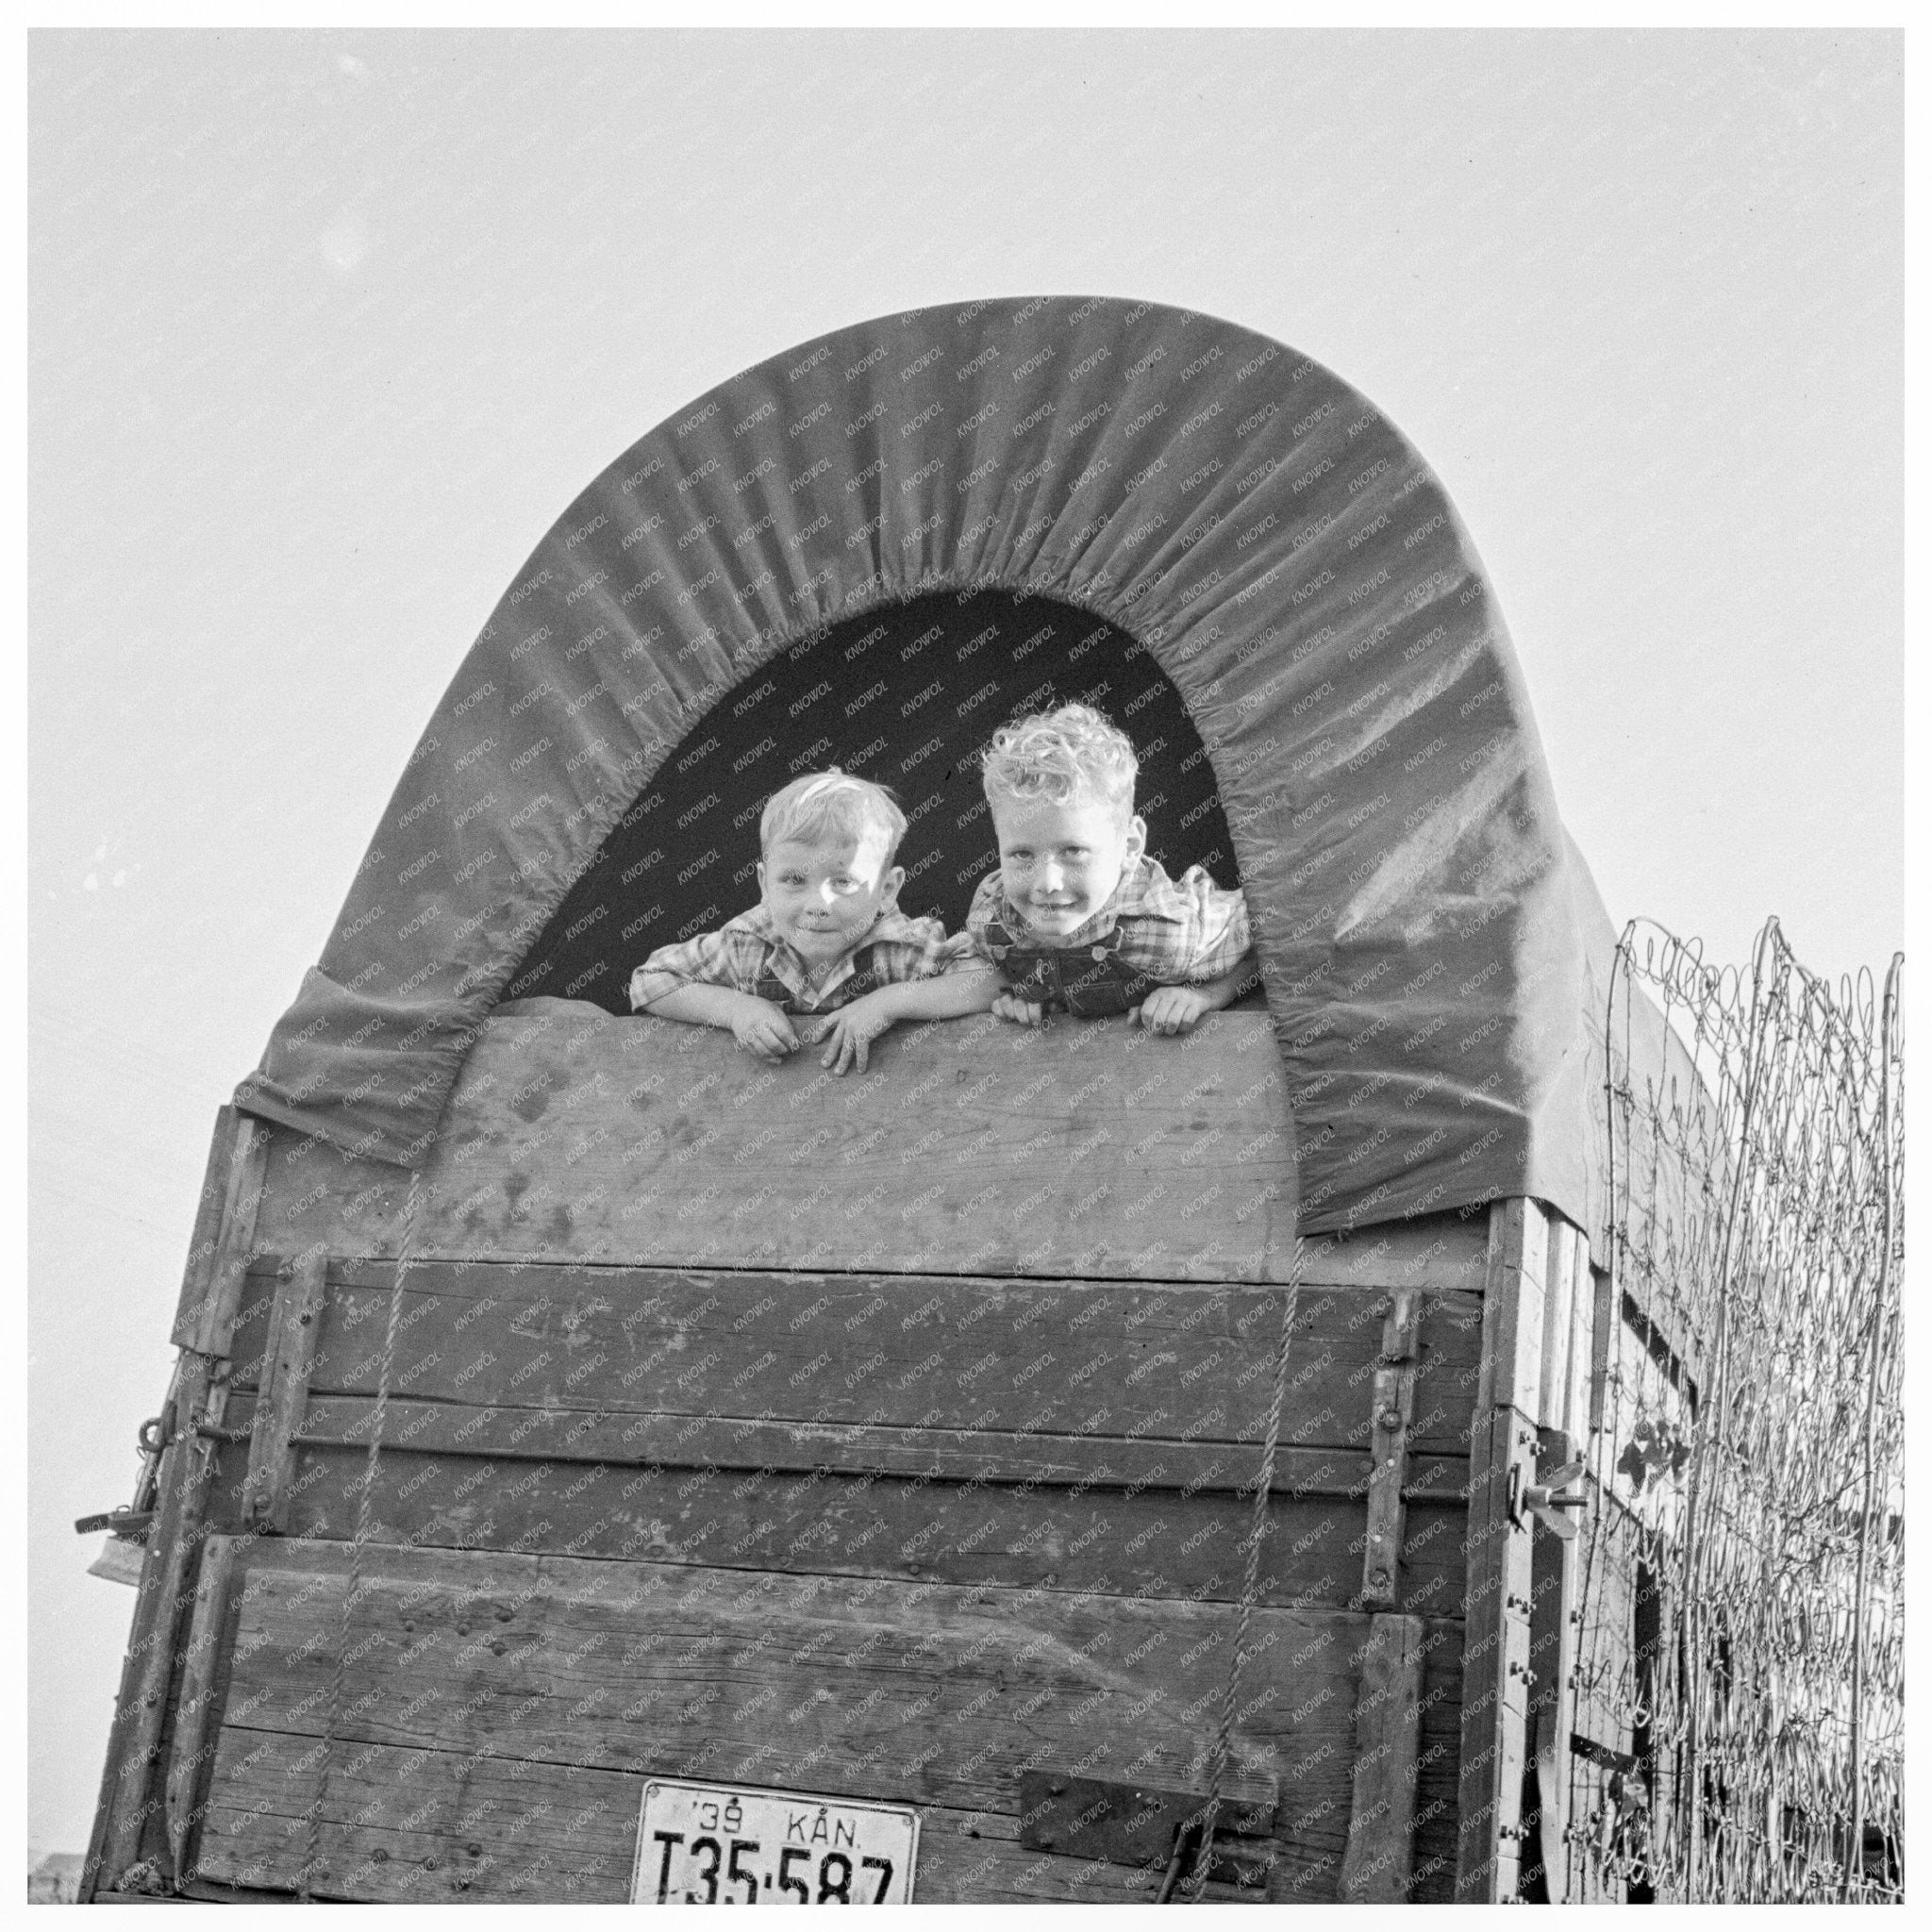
[
  {"left": 878, "top": 970, "right": 1005, "bottom": 1022},
  {"left": 1190, "top": 951, "right": 1261, "bottom": 1013},
  {"left": 635, "top": 983, "right": 764, "bottom": 1030}
]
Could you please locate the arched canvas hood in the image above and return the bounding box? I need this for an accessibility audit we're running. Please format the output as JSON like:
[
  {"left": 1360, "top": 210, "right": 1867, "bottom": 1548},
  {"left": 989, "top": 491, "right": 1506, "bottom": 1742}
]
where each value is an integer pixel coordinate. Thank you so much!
[{"left": 234, "top": 295, "right": 1621, "bottom": 1241}]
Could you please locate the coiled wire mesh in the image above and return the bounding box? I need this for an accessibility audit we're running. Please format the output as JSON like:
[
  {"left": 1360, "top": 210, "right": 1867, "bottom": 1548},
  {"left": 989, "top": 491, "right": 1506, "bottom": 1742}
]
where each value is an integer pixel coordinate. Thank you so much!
[{"left": 1570, "top": 917, "right": 1903, "bottom": 1903}]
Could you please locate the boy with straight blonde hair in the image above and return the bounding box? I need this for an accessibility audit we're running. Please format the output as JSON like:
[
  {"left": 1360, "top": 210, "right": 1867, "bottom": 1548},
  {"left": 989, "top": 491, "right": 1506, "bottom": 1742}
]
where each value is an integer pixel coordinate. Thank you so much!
[
  {"left": 631, "top": 767, "right": 997, "bottom": 1074},
  {"left": 962, "top": 704, "right": 1257, "bottom": 1033}
]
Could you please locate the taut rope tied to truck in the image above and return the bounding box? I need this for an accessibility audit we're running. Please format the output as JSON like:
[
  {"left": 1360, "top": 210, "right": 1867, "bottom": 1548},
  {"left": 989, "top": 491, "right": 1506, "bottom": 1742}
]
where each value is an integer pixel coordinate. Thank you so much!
[{"left": 299, "top": 1169, "right": 425, "bottom": 1901}]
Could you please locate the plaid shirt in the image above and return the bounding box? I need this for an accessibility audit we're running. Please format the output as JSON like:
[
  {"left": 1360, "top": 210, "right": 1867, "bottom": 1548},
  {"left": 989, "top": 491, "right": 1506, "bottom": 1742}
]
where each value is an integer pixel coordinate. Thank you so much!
[
  {"left": 961, "top": 856, "right": 1253, "bottom": 986},
  {"left": 629, "top": 905, "right": 972, "bottom": 1017}
]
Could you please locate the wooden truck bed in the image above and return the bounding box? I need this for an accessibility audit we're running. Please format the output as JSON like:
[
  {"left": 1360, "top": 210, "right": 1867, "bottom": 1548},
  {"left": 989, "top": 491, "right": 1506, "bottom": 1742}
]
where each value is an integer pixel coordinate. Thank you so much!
[{"left": 86, "top": 1008, "right": 1615, "bottom": 1904}]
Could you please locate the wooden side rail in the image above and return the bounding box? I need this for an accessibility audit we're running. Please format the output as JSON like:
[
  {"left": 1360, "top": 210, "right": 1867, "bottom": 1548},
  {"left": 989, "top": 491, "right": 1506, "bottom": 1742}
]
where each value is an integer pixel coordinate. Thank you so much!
[
  {"left": 85, "top": 1109, "right": 270, "bottom": 1902},
  {"left": 1456, "top": 1198, "right": 1600, "bottom": 1905}
]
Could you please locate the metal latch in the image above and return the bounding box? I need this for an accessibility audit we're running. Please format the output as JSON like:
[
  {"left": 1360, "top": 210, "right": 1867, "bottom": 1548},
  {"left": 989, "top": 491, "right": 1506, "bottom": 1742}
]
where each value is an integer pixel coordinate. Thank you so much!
[
  {"left": 74, "top": 1508, "right": 155, "bottom": 1540},
  {"left": 1016, "top": 1771, "right": 1274, "bottom": 1891},
  {"left": 1508, "top": 1455, "right": 1588, "bottom": 1541}
]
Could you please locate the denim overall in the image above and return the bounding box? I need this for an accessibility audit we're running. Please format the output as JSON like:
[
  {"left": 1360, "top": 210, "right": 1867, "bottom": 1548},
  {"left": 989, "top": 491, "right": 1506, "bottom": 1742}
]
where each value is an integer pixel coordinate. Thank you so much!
[
  {"left": 980, "top": 917, "right": 1163, "bottom": 1017},
  {"left": 753, "top": 943, "right": 886, "bottom": 1016}
]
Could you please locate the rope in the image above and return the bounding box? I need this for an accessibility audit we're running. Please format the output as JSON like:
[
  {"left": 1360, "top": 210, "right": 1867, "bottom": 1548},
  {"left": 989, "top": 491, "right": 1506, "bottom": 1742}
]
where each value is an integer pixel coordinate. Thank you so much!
[
  {"left": 298, "top": 1170, "right": 425, "bottom": 1901},
  {"left": 1177, "top": 1236, "right": 1303, "bottom": 1902}
]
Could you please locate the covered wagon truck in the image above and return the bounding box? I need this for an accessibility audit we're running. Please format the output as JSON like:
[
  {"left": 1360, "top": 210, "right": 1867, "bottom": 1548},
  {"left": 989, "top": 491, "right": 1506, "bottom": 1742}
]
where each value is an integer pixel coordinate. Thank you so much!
[{"left": 80, "top": 295, "right": 1685, "bottom": 1906}]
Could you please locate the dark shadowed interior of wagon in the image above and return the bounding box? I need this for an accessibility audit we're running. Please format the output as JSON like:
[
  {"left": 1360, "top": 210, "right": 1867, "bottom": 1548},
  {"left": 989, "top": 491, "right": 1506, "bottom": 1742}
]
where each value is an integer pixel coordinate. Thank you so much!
[{"left": 508, "top": 588, "right": 1250, "bottom": 1016}]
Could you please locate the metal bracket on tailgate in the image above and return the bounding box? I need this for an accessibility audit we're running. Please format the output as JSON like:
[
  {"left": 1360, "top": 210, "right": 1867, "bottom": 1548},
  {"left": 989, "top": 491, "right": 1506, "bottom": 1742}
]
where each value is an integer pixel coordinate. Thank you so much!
[{"left": 1016, "top": 1771, "right": 1276, "bottom": 1889}]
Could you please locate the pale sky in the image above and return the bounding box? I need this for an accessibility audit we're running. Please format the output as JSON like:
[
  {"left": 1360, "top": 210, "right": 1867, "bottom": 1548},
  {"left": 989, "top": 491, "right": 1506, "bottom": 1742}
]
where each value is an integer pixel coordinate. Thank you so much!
[{"left": 27, "top": 28, "right": 1901, "bottom": 1858}]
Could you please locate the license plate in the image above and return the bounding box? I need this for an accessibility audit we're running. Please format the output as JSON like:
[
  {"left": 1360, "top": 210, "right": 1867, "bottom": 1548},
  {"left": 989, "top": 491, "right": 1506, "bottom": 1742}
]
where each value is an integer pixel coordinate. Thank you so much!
[{"left": 632, "top": 1778, "right": 919, "bottom": 1905}]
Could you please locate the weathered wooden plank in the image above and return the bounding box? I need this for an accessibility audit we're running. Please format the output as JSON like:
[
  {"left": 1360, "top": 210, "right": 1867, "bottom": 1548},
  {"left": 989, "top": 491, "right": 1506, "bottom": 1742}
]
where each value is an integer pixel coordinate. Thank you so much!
[
  {"left": 1294, "top": 1215, "right": 1491, "bottom": 1292},
  {"left": 1526, "top": 1424, "right": 1583, "bottom": 1904},
  {"left": 1571, "top": 1268, "right": 1641, "bottom": 1764},
  {"left": 168, "top": 1107, "right": 242, "bottom": 1352},
  {"left": 204, "top": 1430, "right": 1470, "bottom": 1618},
  {"left": 1539, "top": 1219, "right": 1599, "bottom": 1898},
  {"left": 1517, "top": 1212, "right": 1591, "bottom": 1900},
  {"left": 164, "top": 1534, "right": 240, "bottom": 1883},
  {"left": 252, "top": 1210, "right": 1487, "bottom": 1301},
  {"left": 95, "top": 1102, "right": 267, "bottom": 1890},
  {"left": 1541, "top": 1216, "right": 1579, "bottom": 1435},
  {"left": 204, "top": 1541, "right": 1403, "bottom": 1881},
  {"left": 1455, "top": 1405, "right": 1536, "bottom": 1903},
  {"left": 1267, "top": 1607, "right": 1460, "bottom": 1908},
  {"left": 187, "top": 1117, "right": 270, "bottom": 1358},
  {"left": 82, "top": 1343, "right": 190, "bottom": 1902},
  {"left": 1338, "top": 1613, "right": 1424, "bottom": 1901},
  {"left": 1455, "top": 1198, "right": 1548, "bottom": 1904},
  {"left": 215, "top": 1278, "right": 284, "bottom": 1398},
  {"left": 223, "top": 1259, "right": 1484, "bottom": 1459},
  {"left": 241, "top": 1254, "right": 328, "bottom": 1531},
  {"left": 1274, "top": 1611, "right": 1465, "bottom": 1904},
  {"left": 198, "top": 1734, "right": 1267, "bottom": 1903},
  {"left": 1563, "top": 1239, "right": 1598, "bottom": 1445},
  {"left": 1360, "top": 1287, "right": 1422, "bottom": 1607},
  {"left": 251, "top": 1391, "right": 1471, "bottom": 1498},
  {"left": 192, "top": 1530, "right": 1460, "bottom": 1908},
  {"left": 1410, "top": 1616, "right": 1465, "bottom": 1903},
  {"left": 250, "top": 1011, "right": 1301, "bottom": 1282},
  {"left": 92, "top": 1356, "right": 229, "bottom": 1890},
  {"left": 1474, "top": 1197, "right": 1546, "bottom": 1420}
]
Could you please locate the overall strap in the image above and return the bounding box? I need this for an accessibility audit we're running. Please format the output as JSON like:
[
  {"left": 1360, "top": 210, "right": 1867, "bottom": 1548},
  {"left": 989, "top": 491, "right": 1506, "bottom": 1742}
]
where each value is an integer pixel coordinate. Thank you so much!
[{"left": 821, "top": 941, "right": 882, "bottom": 1009}]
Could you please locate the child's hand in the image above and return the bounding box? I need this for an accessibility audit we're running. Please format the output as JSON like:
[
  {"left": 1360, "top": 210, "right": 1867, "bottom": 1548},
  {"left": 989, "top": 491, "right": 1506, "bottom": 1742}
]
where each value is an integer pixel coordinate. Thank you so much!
[
  {"left": 991, "top": 991, "right": 1046, "bottom": 1028},
  {"left": 731, "top": 997, "right": 799, "bottom": 1061},
  {"left": 1134, "top": 985, "right": 1212, "bottom": 1036},
  {"left": 819, "top": 991, "right": 893, "bottom": 1075}
]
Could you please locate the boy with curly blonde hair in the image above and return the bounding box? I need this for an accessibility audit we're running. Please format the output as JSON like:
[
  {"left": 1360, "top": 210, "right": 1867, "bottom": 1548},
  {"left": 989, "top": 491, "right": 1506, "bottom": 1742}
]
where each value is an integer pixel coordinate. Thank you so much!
[{"left": 961, "top": 703, "right": 1257, "bottom": 1034}]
